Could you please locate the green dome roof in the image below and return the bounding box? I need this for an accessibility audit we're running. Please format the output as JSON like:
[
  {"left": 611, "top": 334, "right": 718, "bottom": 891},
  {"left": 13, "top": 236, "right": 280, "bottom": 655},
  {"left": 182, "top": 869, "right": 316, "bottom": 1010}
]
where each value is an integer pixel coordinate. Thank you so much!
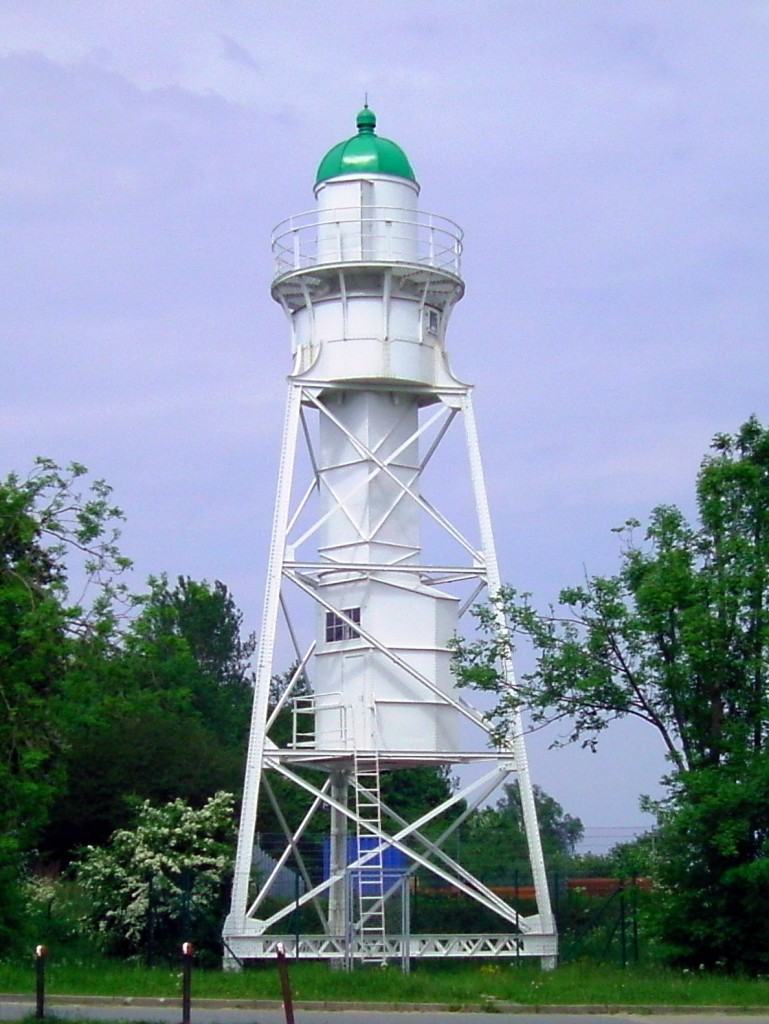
[{"left": 315, "top": 107, "right": 416, "bottom": 185}]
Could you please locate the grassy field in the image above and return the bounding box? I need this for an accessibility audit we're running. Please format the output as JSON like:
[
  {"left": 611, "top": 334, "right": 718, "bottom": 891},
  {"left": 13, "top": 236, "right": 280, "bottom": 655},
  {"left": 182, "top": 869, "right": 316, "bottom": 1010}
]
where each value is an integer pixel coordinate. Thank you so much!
[{"left": 3, "top": 958, "right": 769, "bottom": 1008}]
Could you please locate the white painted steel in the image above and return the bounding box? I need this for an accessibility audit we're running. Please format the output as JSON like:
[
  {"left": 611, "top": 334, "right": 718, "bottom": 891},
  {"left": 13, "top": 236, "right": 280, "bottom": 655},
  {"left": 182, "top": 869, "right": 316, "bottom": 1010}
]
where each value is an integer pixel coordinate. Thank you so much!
[
  {"left": 256, "top": 774, "right": 329, "bottom": 927},
  {"left": 253, "top": 761, "right": 526, "bottom": 931},
  {"left": 272, "top": 209, "right": 462, "bottom": 278},
  {"left": 225, "top": 383, "right": 303, "bottom": 938},
  {"left": 462, "top": 392, "right": 556, "bottom": 944},
  {"left": 224, "top": 133, "right": 558, "bottom": 968},
  {"left": 315, "top": 176, "right": 419, "bottom": 267},
  {"left": 285, "top": 564, "right": 484, "bottom": 734},
  {"left": 222, "top": 933, "right": 559, "bottom": 960}
]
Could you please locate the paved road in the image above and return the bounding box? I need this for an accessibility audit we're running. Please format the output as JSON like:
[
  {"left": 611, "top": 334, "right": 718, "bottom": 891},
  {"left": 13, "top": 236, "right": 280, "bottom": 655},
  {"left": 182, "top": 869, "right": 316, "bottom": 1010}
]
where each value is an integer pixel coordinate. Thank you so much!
[{"left": 2, "top": 1001, "right": 769, "bottom": 1024}]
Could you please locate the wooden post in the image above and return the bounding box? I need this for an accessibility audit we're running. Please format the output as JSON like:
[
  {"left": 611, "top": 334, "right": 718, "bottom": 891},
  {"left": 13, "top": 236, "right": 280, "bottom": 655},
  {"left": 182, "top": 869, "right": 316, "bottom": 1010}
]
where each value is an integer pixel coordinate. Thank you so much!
[
  {"left": 276, "top": 943, "right": 295, "bottom": 1024},
  {"left": 35, "top": 945, "right": 47, "bottom": 1020},
  {"left": 181, "top": 942, "right": 193, "bottom": 1024}
]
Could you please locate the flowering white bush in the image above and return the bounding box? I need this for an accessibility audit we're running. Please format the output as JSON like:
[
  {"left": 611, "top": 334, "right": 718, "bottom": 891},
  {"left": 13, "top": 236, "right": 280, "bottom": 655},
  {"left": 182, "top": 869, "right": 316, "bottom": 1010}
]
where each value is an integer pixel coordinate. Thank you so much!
[{"left": 76, "top": 791, "right": 235, "bottom": 954}]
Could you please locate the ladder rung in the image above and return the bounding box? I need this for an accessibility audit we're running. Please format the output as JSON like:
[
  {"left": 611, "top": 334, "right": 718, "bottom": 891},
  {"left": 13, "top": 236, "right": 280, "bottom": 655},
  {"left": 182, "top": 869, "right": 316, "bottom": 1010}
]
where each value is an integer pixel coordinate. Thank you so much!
[{"left": 353, "top": 747, "right": 386, "bottom": 951}]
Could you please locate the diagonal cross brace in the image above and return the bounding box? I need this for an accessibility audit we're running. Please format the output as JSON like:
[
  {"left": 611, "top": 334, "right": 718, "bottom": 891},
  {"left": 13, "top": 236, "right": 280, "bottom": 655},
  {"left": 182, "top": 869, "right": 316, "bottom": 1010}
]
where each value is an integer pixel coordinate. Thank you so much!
[
  {"left": 254, "top": 759, "right": 525, "bottom": 931},
  {"left": 284, "top": 568, "right": 491, "bottom": 733}
]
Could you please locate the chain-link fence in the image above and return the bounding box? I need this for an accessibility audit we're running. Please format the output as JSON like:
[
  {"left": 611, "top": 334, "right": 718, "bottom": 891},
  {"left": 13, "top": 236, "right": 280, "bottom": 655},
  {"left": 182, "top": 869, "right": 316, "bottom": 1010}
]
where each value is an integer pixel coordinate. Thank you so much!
[{"left": 25, "top": 836, "right": 650, "bottom": 968}]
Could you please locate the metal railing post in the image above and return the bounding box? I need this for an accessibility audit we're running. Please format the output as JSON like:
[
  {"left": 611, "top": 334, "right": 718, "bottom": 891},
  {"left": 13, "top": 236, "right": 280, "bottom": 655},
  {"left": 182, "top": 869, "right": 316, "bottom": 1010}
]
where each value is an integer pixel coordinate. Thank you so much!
[
  {"left": 270, "top": 208, "right": 462, "bottom": 277},
  {"left": 292, "top": 226, "right": 300, "bottom": 269}
]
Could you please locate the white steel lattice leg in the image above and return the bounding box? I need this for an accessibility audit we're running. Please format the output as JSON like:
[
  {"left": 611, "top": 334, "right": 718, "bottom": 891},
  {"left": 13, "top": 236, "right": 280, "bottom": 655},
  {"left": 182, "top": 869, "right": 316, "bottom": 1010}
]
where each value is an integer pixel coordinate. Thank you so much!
[
  {"left": 461, "top": 389, "right": 557, "bottom": 965},
  {"left": 225, "top": 381, "right": 303, "bottom": 944}
]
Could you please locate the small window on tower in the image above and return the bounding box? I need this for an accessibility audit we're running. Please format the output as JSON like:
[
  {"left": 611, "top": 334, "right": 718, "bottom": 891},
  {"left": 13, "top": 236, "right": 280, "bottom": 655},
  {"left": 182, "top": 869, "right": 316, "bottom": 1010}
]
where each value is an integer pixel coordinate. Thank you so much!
[
  {"left": 425, "top": 308, "right": 440, "bottom": 335},
  {"left": 325, "top": 607, "right": 361, "bottom": 643}
]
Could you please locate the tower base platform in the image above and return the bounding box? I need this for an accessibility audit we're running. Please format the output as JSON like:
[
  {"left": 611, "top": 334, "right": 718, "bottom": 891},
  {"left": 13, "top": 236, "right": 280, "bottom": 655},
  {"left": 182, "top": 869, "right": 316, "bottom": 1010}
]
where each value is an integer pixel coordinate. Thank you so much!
[{"left": 223, "top": 931, "right": 558, "bottom": 966}]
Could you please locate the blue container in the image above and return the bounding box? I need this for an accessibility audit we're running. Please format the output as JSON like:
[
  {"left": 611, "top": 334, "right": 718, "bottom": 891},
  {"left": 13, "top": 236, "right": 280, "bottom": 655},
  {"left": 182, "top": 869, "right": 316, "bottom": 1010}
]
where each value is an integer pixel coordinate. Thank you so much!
[{"left": 323, "top": 836, "right": 407, "bottom": 891}]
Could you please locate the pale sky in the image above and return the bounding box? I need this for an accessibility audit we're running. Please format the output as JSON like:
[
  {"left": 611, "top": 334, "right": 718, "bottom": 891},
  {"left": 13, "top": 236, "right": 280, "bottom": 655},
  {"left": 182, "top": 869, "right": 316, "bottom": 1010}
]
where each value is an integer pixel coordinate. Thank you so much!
[{"left": 3, "top": 1, "right": 768, "bottom": 849}]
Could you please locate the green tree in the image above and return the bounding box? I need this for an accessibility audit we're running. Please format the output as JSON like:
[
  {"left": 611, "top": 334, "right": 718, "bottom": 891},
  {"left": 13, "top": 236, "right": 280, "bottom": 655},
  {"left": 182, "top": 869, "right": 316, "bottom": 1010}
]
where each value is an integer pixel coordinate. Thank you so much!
[
  {"left": 76, "top": 791, "right": 236, "bottom": 957},
  {"left": 380, "top": 764, "right": 455, "bottom": 828},
  {"left": 45, "top": 708, "right": 246, "bottom": 858},
  {"left": 458, "top": 783, "right": 583, "bottom": 883},
  {"left": 570, "top": 831, "right": 657, "bottom": 880},
  {"left": 652, "top": 760, "right": 769, "bottom": 972},
  {"left": 127, "top": 575, "right": 256, "bottom": 742},
  {"left": 0, "top": 459, "right": 129, "bottom": 944},
  {"left": 45, "top": 577, "right": 256, "bottom": 859},
  {"left": 453, "top": 417, "right": 769, "bottom": 971}
]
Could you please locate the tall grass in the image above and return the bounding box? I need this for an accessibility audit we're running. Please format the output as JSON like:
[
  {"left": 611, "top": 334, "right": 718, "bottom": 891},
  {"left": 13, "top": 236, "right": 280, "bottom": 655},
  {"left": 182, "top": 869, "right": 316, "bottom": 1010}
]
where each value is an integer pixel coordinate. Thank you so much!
[
  {"left": 2, "top": 957, "right": 769, "bottom": 1007},
  {"left": 7, "top": 879, "right": 769, "bottom": 1007}
]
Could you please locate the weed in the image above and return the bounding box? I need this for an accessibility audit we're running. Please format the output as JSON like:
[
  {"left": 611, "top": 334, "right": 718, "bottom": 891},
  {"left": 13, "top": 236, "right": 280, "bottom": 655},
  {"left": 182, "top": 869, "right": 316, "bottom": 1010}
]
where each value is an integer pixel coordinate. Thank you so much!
[{"left": 3, "top": 956, "right": 769, "bottom": 1007}]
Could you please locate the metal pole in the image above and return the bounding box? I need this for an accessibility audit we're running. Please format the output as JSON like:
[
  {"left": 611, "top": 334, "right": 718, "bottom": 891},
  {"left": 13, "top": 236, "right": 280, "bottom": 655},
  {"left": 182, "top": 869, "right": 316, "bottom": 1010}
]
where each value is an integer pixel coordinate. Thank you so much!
[
  {"left": 328, "top": 770, "right": 348, "bottom": 969},
  {"left": 181, "top": 942, "right": 193, "bottom": 1024},
  {"left": 553, "top": 870, "right": 559, "bottom": 919},
  {"left": 276, "top": 943, "right": 295, "bottom": 1024},
  {"left": 146, "top": 875, "right": 155, "bottom": 967},
  {"left": 35, "top": 945, "right": 47, "bottom": 1020},
  {"left": 514, "top": 869, "right": 520, "bottom": 968},
  {"left": 619, "top": 883, "right": 627, "bottom": 969},
  {"left": 294, "top": 868, "right": 300, "bottom": 956},
  {"left": 345, "top": 872, "right": 354, "bottom": 971},
  {"left": 181, "top": 871, "right": 192, "bottom": 943},
  {"left": 401, "top": 875, "right": 411, "bottom": 974}
]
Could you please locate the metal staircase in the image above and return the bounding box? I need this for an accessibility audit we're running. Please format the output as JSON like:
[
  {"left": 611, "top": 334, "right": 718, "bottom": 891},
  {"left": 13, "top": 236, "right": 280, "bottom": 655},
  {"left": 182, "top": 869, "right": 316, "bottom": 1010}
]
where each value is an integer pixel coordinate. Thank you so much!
[{"left": 352, "top": 749, "right": 387, "bottom": 961}]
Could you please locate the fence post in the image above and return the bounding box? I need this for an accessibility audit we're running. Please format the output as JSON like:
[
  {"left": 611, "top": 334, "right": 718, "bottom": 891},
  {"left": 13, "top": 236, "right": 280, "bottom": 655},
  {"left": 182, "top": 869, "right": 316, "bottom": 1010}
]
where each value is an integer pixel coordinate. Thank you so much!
[
  {"left": 180, "top": 942, "right": 193, "bottom": 1024},
  {"left": 35, "top": 945, "right": 47, "bottom": 1020},
  {"left": 276, "top": 942, "right": 295, "bottom": 1024},
  {"left": 180, "top": 869, "right": 193, "bottom": 942},
  {"left": 553, "top": 870, "right": 560, "bottom": 918},
  {"left": 293, "top": 869, "right": 300, "bottom": 957},
  {"left": 146, "top": 876, "right": 155, "bottom": 967},
  {"left": 514, "top": 869, "right": 521, "bottom": 968},
  {"left": 619, "top": 882, "right": 627, "bottom": 968}
]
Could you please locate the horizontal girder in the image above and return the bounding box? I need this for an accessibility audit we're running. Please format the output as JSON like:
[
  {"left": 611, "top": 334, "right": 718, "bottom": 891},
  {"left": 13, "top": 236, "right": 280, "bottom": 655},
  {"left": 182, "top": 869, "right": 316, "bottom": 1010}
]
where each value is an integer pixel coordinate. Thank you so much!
[{"left": 225, "top": 932, "right": 558, "bottom": 961}]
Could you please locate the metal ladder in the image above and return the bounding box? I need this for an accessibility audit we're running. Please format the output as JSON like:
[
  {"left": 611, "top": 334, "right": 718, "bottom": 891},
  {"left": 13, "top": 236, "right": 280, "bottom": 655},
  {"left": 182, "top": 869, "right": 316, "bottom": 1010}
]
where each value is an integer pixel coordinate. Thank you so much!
[{"left": 353, "top": 748, "right": 387, "bottom": 961}]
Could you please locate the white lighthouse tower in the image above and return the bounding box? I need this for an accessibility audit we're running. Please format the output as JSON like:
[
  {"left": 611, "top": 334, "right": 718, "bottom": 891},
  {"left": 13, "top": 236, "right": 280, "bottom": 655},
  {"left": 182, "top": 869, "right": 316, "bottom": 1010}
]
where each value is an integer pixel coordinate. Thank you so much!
[{"left": 224, "top": 108, "right": 557, "bottom": 969}]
